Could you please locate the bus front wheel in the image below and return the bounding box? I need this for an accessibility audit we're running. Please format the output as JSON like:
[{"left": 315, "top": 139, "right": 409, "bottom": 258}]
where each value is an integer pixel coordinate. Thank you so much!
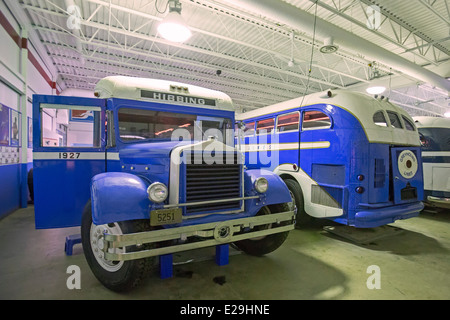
[
  {"left": 233, "top": 203, "right": 291, "bottom": 256},
  {"left": 81, "top": 201, "right": 156, "bottom": 292}
]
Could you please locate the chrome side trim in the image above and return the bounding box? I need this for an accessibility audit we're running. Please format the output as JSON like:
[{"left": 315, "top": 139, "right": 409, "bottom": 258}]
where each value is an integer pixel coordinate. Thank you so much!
[
  {"left": 163, "top": 195, "right": 259, "bottom": 208},
  {"left": 427, "top": 196, "right": 450, "bottom": 207}
]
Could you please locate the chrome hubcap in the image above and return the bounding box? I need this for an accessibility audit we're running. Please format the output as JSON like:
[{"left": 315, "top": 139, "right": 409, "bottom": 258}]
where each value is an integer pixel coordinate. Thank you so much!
[{"left": 90, "top": 223, "right": 125, "bottom": 272}]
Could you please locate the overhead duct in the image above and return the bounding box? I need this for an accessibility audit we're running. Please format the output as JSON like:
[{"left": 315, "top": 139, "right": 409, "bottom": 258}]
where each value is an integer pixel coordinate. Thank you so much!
[{"left": 228, "top": 0, "right": 450, "bottom": 92}]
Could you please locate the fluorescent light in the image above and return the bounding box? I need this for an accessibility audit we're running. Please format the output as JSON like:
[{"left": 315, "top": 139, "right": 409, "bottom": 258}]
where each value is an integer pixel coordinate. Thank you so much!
[
  {"left": 366, "top": 86, "right": 386, "bottom": 95},
  {"left": 444, "top": 111, "right": 450, "bottom": 118},
  {"left": 157, "top": 1, "right": 192, "bottom": 43}
]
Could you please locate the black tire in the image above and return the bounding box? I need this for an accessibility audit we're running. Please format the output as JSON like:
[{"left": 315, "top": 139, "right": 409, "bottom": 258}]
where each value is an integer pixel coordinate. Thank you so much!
[
  {"left": 81, "top": 201, "right": 156, "bottom": 292},
  {"left": 284, "top": 178, "right": 311, "bottom": 227},
  {"left": 233, "top": 203, "right": 291, "bottom": 256}
]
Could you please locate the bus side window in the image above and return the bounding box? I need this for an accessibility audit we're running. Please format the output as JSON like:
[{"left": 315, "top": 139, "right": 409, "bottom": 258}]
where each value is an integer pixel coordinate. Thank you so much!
[
  {"left": 402, "top": 116, "right": 416, "bottom": 131},
  {"left": 277, "top": 112, "right": 299, "bottom": 132},
  {"left": 373, "top": 111, "right": 388, "bottom": 127},
  {"left": 256, "top": 118, "right": 275, "bottom": 135},
  {"left": 387, "top": 111, "right": 403, "bottom": 129},
  {"left": 40, "top": 106, "right": 102, "bottom": 148},
  {"left": 243, "top": 121, "right": 255, "bottom": 136},
  {"left": 302, "top": 110, "right": 331, "bottom": 130}
]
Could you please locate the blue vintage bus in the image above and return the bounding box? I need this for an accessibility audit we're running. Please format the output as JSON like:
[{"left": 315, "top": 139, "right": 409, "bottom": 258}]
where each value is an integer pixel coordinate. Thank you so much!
[
  {"left": 236, "top": 90, "right": 424, "bottom": 228},
  {"left": 413, "top": 116, "right": 450, "bottom": 209},
  {"left": 32, "top": 76, "right": 295, "bottom": 291}
]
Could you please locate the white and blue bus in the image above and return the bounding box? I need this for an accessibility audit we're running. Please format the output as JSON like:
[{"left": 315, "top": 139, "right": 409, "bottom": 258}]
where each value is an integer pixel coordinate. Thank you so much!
[
  {"left": 31, "top": 76, "right": 296, "bottom": 291},
  {"left": 236, "top": 90, "right": 425, "bottom": 228},
  {"left": 413, "top": 116, "right": 450, "bottom": 210}
]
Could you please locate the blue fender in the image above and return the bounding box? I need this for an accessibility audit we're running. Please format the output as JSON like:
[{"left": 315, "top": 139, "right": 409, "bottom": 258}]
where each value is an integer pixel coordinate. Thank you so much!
[
  {"left": 243, "top": 169, "right": 292, "bottom": 215},
  {"left": 91, "top": 172, "right": 150, "bottom": 225},
  {"left": 90, "top": 169, "right": 293, "bottom": 226}
]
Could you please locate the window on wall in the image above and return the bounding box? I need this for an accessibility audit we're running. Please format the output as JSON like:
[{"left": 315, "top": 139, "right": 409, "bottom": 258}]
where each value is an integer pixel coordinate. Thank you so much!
[
  {"left": 40, "top": 105, "right": 102, "bottom": 147},
  {"left": 302, "top": 110, "right": 331, "bottom": 130},
  {"left": 256, "top": 118, "right": 275, "bottom": 134},
  {"left": 373, "top": 111, "right": 388, "bottom": 127},
  {"left": 386, "top": 111, "right": 403, "bottom": 129},
  {"left": 277, "top": 112, "right": 299, "bottom": 132}
]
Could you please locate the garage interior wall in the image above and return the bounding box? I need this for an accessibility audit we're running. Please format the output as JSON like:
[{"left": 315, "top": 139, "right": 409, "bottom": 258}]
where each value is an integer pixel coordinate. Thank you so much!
[{"left": 0, "top": 1, "right": 60, "bottom": 219}]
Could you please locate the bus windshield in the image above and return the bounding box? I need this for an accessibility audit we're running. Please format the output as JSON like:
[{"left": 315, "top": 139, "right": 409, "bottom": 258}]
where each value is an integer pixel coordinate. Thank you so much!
[
  {"left": 418, "top": 127, "right": 450, "bottom": 152},
  {"left": 118, "top": 108, "right": 233, "bottom": 144}
]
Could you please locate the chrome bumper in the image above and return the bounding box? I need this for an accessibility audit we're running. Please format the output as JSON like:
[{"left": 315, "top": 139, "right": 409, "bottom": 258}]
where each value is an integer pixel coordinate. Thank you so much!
[
  {"left": 427, "top": 196, "right": 450, "bottom": 208},
  {"left": 102, "top": 210, "right": 295, "bottom": 261}
]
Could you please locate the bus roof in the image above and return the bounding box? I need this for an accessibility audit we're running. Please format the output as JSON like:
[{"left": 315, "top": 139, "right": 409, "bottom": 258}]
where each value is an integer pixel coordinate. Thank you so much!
[
  {"left": 236, "top": 90, "right": 421, "bottom": 146},
  {"left": 413, "top": 116, "right": 450, "bottom": 129},
  {"left": 94, "top": 76, "right": 235, "bottom": 111}
]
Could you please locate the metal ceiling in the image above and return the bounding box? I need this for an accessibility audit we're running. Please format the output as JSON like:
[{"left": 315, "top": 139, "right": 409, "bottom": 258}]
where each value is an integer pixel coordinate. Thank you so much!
[{"left": 5, "top": 0, "right": 450, "bottom": 115}]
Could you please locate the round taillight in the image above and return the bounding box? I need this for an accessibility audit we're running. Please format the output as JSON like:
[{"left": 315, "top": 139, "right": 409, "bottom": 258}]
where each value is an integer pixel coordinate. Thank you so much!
[{"left": 355, "top": 186, "right": 365, "bottom": 194}]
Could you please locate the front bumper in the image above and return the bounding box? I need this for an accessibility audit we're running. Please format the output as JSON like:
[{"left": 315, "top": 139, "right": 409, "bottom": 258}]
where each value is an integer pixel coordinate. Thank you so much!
[
  {"left": 101, "top": 209, "right": 295, "bottom": 261},
  {"left": 354, "top": 202, "right": 424, "bottom": 228},
  {"left": 427, "top": 196, "right": 450, "bottom": 209}
]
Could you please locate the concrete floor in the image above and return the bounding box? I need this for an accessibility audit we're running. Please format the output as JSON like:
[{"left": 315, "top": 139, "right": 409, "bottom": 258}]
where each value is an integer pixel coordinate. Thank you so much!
[{"left": 0, "top": 205, "right": 449, "bottom": 300}]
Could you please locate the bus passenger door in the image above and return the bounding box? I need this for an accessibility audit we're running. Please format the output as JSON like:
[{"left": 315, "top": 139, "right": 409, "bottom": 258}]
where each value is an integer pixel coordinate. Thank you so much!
[
  {"left": 300, "top": 109, "right": 344, "bottom": 217},
  {"left": 32, "top": 95, "right": 106, "bottom": 229}
]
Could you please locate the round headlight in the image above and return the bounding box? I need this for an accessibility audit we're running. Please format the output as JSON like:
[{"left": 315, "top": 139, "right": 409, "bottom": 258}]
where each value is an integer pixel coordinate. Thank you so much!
[
  {"left": 254, "top": 177, "right": 269, "bottom": 193},
  {"left": 147, "top": 182, "right": 168, "bottom": 203}
]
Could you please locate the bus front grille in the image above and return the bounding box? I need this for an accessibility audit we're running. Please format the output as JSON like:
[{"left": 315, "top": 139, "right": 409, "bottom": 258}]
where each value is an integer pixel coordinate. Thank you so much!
[{"left": 185, "top": 153, "right": 241, "bottom": 214}]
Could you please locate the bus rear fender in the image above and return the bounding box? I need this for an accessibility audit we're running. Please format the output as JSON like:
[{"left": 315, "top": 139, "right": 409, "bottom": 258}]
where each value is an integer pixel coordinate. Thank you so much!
[{"left": 274, "top": 164, "right": 344, "bottom": 218}]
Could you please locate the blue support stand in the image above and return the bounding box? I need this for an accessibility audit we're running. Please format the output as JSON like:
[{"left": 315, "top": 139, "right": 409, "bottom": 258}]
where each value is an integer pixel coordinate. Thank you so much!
[
  {"left": 65, "top": 234, "right": 82, "bottom": 256},
  {"left": 158, "top": 244, "right": 230, "bottom": 279},
  {"left": 159, "top": 254, "right": 173, "bottom": 279},
  {"left": 215, "top": 244, "right": 229, "bottom": 266}
]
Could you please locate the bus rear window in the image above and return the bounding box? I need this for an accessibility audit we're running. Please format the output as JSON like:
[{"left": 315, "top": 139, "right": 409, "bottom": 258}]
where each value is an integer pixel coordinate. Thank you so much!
[
  {"left": 302, "top": 110, "right": 331, "bottom": 130},
  {"left": 277, "top": 112, "right": 299, "bottom": 132},
  {"left": 373, "top": 111, "right": 388, "bottom": 127},
  {"left": 387, "top": 111, "right": 403, "bottom": 129},
  {"left": 402, "top": 116, "right": 415, "bottom": 131},
  {"left": 256, "top": 118, "right": 275, "bottom": 134}
]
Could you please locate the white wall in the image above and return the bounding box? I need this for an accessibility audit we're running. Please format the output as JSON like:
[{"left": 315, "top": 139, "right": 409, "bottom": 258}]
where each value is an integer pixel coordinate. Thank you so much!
[{"left": 60, "top": 88, "right": 95, "bottom": 98}]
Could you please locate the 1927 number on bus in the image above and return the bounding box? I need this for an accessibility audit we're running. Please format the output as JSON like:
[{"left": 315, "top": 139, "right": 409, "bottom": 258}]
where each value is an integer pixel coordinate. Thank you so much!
[{"left": 59, "top": 152, "right": 81, "bottom": 159}]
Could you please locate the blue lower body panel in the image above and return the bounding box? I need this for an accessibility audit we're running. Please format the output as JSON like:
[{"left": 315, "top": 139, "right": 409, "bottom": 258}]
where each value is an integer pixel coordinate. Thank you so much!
[{"left": 352, "top": 202, "right": 424, "bottom": 228}]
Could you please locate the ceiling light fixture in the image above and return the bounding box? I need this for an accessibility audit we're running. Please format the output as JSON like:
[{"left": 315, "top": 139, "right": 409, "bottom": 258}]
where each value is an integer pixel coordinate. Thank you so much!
[
  {"left": 157, "top": 0, "right": 192, "bottom": 43},
  {"left": 319, "top": 36, "right": 338, "bottom": 54},
  {"left": 366, "top": 86, "right": 386, "bottom": 95}
]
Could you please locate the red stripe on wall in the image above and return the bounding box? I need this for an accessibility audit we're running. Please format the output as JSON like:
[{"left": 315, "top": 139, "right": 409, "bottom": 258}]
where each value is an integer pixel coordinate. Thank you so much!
[
  {"left": 0, "top": 10, "right": 59, "bottom": 95},
  {"left": 0, "top": 10, "right": 21, "bottom": 48},
  {"left": 27, "top": 50, "right": 53, "bottom": 89}
]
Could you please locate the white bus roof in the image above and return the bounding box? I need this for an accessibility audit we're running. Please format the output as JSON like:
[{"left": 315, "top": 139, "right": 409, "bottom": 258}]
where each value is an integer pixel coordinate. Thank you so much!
[
  {"left": 236, "top": 90, "right": 420, "bottom": 146},
  {"left": 413, "top": 116, "right": 450, "bottom": 129},
  {"left": 94, "top": 76, "right": 235, "bottom": 111}
]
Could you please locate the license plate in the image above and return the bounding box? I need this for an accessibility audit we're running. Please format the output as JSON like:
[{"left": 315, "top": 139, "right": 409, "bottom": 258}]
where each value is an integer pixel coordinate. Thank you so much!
[{"left": 150, "top": 208, "right": 182, "bottom": 226}]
